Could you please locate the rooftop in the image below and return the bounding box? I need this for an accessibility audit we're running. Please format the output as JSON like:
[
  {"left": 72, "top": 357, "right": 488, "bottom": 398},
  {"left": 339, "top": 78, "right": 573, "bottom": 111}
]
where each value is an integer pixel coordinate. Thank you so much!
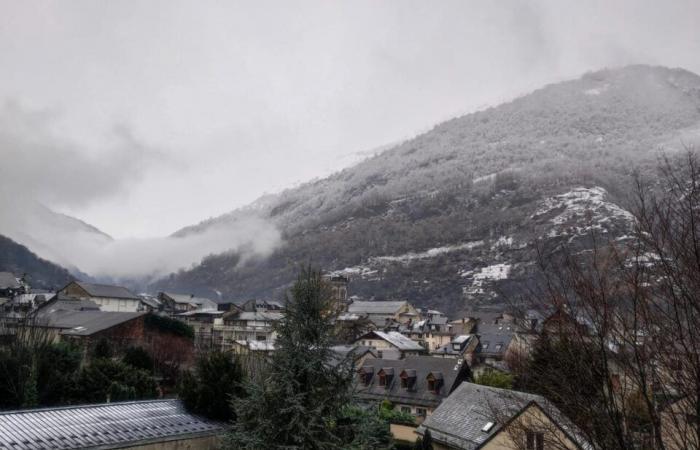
[
  {"left": 348, "top": 300, "right": 407, "bottom": 315},
  {"left": 364, "top": 330, "right": 425, "bottom": 351},
  {"left": 418, "top": 383, "right": 589, "bottom": 450},
  {"left": 160, "top": 292, "right": 218, "bottom": 309},
  {"left": 70, "top": 281, "right": 140, "bottom": 300},
  {"left": 356, "top": 356, "right": 469, "bottom": 408},
  {"left": 0, "top": 399, "right": 223, "bottom": 449},
  {"left": 35, "top": 306, "right": 145, "bottom": 336}
]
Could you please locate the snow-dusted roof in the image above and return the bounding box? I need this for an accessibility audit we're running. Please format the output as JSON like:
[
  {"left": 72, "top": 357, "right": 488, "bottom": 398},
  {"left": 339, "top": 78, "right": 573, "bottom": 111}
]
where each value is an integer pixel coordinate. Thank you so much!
[
  {"left": 366, "top": 330, "right": 424, "bottom": 351},
  {"left": 348, "top": 301, "right": 407, "bottom": 315}
]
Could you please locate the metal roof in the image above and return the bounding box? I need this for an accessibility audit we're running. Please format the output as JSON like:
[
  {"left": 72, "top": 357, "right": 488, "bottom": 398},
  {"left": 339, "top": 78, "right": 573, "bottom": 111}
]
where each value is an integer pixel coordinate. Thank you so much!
[
  {"left": 363, "top": 331, "right": 424, "bottom": 351},
  {"left": 71, "top": 282, "right": 140, "bottom": 300},
  {"left": 348, "top": 301, "right": 408, "bottom": 315},
  {"left": 35, "top": 307, "right": 145, "bottom": 336},
  {"left": 0, "top": 399, "right": 224, "bottom": 450}
]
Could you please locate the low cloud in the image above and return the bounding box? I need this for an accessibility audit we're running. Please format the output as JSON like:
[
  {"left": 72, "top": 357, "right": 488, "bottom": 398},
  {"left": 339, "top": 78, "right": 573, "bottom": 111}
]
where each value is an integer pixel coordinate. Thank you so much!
[{"left": 0, "top": 101, "right": 282, "bottom": 281}]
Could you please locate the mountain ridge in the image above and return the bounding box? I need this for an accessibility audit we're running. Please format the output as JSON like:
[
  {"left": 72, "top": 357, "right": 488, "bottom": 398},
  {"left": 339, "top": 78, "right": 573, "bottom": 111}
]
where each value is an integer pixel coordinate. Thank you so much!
[{"left": 152, "top": 65, "right": 700, "bottom": 315}]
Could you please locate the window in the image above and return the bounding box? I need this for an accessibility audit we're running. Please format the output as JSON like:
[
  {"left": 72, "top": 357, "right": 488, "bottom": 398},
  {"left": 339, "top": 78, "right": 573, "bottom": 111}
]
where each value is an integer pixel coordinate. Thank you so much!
[
  {"left": 495, "top": 344, "right": 502, "bottom": 352},
  {"left": 401, "top": 377, "right": 408, "bottom": 388},
  {"left": 416, "top": 408, "right": 427, "bottom": 417},
  {"left": 482, "top": 342, "right": 489, "bottom": 350},
  {"left": 428, "top": 379, "right": 436, "bottom": 392},
  {"left": 401, "top": 406, "right": 411, "bottom": 414},
  {"left": 526, "top": 431, "right": 544, "bottom": 450},
  {"left": 379, "top": 374, "right": 387, "bottom": 387}
]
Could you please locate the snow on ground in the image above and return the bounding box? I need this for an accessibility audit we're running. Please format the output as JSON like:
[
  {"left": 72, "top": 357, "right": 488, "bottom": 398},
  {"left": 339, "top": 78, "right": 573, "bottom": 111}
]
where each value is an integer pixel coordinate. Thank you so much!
[
  {"left": 371, "top": 241, "right": 483, "bottom": 264},
  {"left": 583, "top": 84, "right": 609, "bottom": 96},
  {"left": 329, "top": 241, "right": 484, "bottom": 280},
  {"left": 532, "top": 187, "right": 635, "bottom": 239},
  {"left": 461, "top": 263, "right": 512, "bottom": 297},
  {"left": 474, "top": 172, "right": 497, "bottom": 183},
  {"left": 492, "top": 235, "right": 513, "bottom": 249}
]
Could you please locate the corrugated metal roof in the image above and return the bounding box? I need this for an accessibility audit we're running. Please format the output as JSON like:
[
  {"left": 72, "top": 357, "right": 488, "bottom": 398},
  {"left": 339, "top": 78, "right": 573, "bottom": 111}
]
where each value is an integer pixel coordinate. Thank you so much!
[{"left": 0, "top": 399, "right": 224, "bottom": 450}]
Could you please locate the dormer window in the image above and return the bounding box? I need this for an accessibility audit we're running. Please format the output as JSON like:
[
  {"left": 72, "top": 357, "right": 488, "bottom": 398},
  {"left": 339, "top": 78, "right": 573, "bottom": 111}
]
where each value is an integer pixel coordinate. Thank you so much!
[
  {"left": 399, "top": 369, "right": 416, "bottom": 390},
  {"left": 426, "top": 372, "right": 444, "bottom": 393},
  {"left": 378, "top": 368, "right": 394, "bottom": 388},
  {"left": 358, "top": 367, "right": 374, "bottom": 386}
]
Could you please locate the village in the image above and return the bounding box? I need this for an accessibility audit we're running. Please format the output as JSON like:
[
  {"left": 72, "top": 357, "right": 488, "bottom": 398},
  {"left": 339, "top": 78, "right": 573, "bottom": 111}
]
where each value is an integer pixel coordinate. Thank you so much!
[{"left": 0, "top": 269, "right": 690, "bottom": 450}]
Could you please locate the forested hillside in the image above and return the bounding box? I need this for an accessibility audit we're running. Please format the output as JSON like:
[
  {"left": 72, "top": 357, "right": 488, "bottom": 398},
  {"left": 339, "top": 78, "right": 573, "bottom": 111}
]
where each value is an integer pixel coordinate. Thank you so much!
[
  {"left": 0, "top": 234, "right": 74, "bottom": 290},
  {"left": 154, "top": 65, "right": 700, "bottom": 315}
]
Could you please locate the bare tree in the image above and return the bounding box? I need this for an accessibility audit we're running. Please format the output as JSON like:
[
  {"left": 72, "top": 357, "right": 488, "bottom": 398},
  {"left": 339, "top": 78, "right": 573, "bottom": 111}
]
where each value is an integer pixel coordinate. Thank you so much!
[{"left": 517, "top": 151, "right": 700, "bottom": 450}]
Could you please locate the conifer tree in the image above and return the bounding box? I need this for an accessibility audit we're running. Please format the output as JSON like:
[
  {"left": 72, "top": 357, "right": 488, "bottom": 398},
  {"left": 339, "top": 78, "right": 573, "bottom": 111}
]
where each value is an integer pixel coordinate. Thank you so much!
[{"left": 226, "top": 267, "right": 354, "bottom": 449}]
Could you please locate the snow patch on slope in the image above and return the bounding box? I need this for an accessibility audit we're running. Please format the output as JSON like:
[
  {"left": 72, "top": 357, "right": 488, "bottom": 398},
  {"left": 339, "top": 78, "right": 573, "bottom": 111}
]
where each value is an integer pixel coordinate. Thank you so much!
[
  {"left": 532, "top": 187, "right": 634, "bottom": 238},
  {"left": 330, "top": 241, "right": 484, "bottom": 279},
  {"left": 461, "top": 263, "right": 512, "bottom": 297}
]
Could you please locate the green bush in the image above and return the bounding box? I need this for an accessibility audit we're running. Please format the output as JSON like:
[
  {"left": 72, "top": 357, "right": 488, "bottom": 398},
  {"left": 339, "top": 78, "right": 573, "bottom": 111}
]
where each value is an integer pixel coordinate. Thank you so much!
[
  {"left": 145, "top": 314, "right": 194, "bottom": 339},
  {"left": 474, "top": 370, "right": 514, "bottom": 389},
  {"left": 77, "top": 358, "right": 157, "bottom": 403},
  {"left": 122, "top": 346, "right": 154, "bottom": 372},
  {"left": 179, "top": 351, "right": 245, "bottom": 421}
]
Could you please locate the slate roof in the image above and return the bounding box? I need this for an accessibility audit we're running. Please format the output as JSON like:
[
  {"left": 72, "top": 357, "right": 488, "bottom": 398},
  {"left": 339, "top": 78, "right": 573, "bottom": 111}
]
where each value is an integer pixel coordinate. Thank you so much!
[
  {"left": 476, "top": 327, "right": 515, "bottom": 358},
  {"left": 362, "top": 331, "right": 425, "bottom": 351},
  {"left": 35, "top": 305, "right": 145, "bottom": 336},
  {"left": 160, "top": 292, "right": 218, "bottom": 309},
  {"left": 476, "top": 334, "right": 513, "bottom": 356},
  {"left": 348, "top": 301, "right": 407, "bottom": 315},
  {"left": 71, "top": 281, "right": 140, "bottom": 300},
  {"left": 0, "top": 399, "right": 224, "bottom": 449},
  {"left": 0, "top": 272, "right": 21, "bottom": 289},
  {"left": 417, "top": 383, "right": 590, "bottom": 450},
  {"left": 356, "top": 356, "right": 469, "bottom": 408}
]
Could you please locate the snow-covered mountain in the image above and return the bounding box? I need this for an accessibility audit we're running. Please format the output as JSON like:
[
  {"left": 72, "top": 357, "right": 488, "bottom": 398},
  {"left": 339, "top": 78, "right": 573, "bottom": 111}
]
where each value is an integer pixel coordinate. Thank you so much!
[{"left": 156, "top": 66, "right": 700, "bottom": 313}]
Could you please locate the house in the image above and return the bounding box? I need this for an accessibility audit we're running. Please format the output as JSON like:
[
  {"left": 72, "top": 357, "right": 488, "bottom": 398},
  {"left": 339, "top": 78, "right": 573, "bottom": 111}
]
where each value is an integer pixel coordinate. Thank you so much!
[
  {"left": 348, "top": 300, "right": 419, "bottom": 328},
  {"left": 431, "top": 334, "right": 479, "bottom": 363},
  {"left": 0, "top": 271, "right": 26, "bottom": 298},
  {"left": 472, "top": 324, "right": 520, "bottom": 377},
  {"left": 58, "top": 281, "right": 142, "bottom": 312},
  {"left": 137, "top": 293, "right": 162, "bottom": 312},
  {"left": 158, "top": 292, "right": 218, "bottom": 314},
  {"left": 356, "top": 355, "right": 470, "bottom": 423},
  {"left": 214, "top": 310, "right": 283, "bottom": 351},
  {"left": 417, "top": 382, "right": 590, "bottom": 450},
  {"left": 231, "top": 339, "right": 275, "bottom": 355},
  {"left": 0, "top": 399, "right": 224, "bottom": 449},
  {"left": 400, "top": 314, "right": 455, "bottom": 352},
  {"left": 356, "top": 330, "right": 426, "bottom": 359},
  {"left": 239, "top": 299, "right": 285, "bottom": 313},
  {"left": 175, "top": 309, "right": 225, "bottom": 349},
  {"left": 33, "top": 296, "right": 146, "bottom": 346},
  {"left": 330, "top": 344, "right": 378, "bottom": 368},
  {"left": 447, "top": 318, "right": 478, "bottom": 336},
  {"left": 660, "top": 396, "right": 699, "bottom": 450}
]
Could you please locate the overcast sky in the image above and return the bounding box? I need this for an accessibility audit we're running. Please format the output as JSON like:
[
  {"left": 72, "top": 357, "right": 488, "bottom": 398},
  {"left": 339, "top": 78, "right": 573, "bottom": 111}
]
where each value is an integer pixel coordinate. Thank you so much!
[{"left": 1, "top": 0, "right": 699, "bottom": 239}]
